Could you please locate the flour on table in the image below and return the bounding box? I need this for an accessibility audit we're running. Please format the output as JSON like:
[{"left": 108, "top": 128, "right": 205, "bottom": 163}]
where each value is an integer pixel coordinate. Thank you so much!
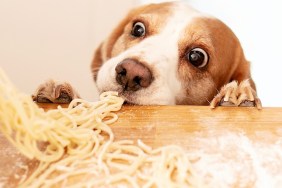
[{"left": 186, "top": 129, "right": 282, "bottom": 188}]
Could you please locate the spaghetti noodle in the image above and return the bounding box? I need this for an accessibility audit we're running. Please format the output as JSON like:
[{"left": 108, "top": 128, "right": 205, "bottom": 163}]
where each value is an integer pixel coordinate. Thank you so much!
[{"left": 0, "top": 68, "right": 201, "bottom": 188}]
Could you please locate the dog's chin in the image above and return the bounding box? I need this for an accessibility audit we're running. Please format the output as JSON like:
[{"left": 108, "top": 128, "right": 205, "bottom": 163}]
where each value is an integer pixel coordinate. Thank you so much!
[
  {"left": 123, "top": 101, "right": 135, "bottom": 105},
  {"left": 98, "top": 89, "right": 140, "bottom": 105},
  {"left": 118, "top": 92, "right": 141, "bottom": 105},
  {"left": 116, "top": 92, "right": 172, "bottom": 105},
  {"left": 98, "top": 87, "right": 174, "bottom": 105}
]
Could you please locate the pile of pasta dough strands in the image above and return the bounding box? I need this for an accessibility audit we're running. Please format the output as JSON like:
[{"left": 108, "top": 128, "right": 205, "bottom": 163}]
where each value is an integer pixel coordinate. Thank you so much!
[{"left": 0, "top": 68, "right": 202, "bottom": 188}]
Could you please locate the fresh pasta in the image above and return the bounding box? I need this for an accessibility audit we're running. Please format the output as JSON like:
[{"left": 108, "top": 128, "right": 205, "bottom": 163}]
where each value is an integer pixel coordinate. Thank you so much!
[{"left": 0, "top": 68, "right": 202, "bottom": 188}]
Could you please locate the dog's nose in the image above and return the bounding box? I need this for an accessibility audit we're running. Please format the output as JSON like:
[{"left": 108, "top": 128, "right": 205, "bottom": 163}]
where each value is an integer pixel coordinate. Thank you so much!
[{"left": 115, "top": 59, "right": 152, "bottom": 91}]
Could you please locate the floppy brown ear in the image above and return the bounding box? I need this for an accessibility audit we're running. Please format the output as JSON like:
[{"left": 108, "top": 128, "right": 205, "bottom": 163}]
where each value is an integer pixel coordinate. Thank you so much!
[
  {"left": 231, "top": 55, "right": 257, "bottom": 91},
  {"left": 91, "top": 43, "right": 104, "bottom": 81},
  {"left": 90, "top": 16, "right": 132, "bottom": 81},
  {"left": 90, "top": 5, "right": 151, "bottom": 81}
]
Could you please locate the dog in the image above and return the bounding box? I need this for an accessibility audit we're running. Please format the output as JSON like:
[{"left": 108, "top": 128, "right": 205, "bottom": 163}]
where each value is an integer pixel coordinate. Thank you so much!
[{"left": 32, "top": 1, "right": 262, "bottom": 109}]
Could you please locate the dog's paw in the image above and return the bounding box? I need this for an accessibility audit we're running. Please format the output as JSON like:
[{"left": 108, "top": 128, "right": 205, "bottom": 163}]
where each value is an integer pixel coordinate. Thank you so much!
[
  {"left": 210, "top": 80, "right": 262, "bottom": 109},
  {"left": 32, "top": 79, "right": 80, "bottom": 103}
]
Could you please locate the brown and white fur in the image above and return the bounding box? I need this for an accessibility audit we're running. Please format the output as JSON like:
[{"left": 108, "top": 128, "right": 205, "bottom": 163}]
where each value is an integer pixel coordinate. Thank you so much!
[{"left": 32, "top": 2, "right": 262, "bottom": 109}]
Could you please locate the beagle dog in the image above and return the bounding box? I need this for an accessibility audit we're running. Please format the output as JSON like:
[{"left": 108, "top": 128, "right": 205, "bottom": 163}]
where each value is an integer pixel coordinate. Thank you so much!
[{"left": 33, "top": 2, "right": 262, "bottom": 109}]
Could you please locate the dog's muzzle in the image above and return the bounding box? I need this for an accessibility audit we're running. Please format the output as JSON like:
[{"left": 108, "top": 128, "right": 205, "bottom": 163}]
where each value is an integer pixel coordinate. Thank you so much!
[{"left": 115, "top": 58, "right": 152, "bottom": 91}]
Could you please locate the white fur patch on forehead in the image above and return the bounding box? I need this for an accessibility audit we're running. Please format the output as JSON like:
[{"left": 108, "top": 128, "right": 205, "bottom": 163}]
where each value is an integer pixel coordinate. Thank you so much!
[
  {"left": 165, "top": 1, "right": 220, "bottom": 39},
  {"left": 164, "top": 2, "right": 202, "bottom": 34},
  {"left": 172, "top": 1, "right": 200, "bottom": 14}
]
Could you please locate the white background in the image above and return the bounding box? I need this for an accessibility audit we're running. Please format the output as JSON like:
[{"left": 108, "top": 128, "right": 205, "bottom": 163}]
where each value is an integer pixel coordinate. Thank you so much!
[{"left": 1, "top": 0, "right": 281, "bottom": 106}]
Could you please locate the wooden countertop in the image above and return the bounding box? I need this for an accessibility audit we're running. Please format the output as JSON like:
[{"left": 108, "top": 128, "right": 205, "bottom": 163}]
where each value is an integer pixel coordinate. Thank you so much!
[{"left": 1, "top": 105, "right": 282, "bottom": 187}]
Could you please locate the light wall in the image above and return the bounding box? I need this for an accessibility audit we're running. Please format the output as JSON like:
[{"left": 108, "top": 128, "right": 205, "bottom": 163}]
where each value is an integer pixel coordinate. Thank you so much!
[{"left": 0, "top": 0, "right": 137, "bottom": 101}]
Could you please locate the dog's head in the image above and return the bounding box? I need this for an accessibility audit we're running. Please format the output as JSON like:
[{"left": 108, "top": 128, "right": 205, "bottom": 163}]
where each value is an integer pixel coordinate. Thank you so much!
[{"left": 91, "top": 2, "right": 252, "bottom": 105}]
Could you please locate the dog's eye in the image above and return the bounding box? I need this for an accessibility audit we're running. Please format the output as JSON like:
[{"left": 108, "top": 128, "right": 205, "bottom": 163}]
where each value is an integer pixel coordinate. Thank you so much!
[
  {"left": 131, "top": 22, "right": 146, "bottom": 37},
  {"left": 187, "top": 48, "right": 209, "bottom": 68}
]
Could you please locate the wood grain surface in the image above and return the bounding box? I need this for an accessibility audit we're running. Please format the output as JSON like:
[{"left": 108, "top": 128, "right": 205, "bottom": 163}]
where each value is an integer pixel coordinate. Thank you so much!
[{"left": 1, "top": 104, "right": 282, "bottom": 187}]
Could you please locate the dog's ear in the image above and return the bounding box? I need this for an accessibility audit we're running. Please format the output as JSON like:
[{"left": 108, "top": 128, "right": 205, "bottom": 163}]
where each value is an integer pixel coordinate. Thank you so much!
[
  {"left": 211, "top": 18, "right": 257, "bottom": 92},
  {"left": 230, "top": 53, "right": 257, "bottom": 91},
  {"left": 90, "top": 16, "right": 132, "bottom": 81},
  {"left": 91, "top": 5, "right": 150, "bottom": 81},
  {"left": 91, "top": 43, "right": 103, "bottom": 81}
]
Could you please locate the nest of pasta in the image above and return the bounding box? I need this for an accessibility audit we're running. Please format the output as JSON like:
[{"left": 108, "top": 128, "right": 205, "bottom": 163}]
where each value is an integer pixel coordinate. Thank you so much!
[{"left": 0, "top": 68, "right": 201, "bottom": 188}]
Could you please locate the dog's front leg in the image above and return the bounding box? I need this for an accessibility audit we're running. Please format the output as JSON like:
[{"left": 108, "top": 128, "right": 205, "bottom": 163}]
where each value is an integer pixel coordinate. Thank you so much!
[
  {"left": 32, "top": 80, "right": 80, "bottom": 103},
  {"left": 210, "top": 79, "right": 262, "bottom": 109}
]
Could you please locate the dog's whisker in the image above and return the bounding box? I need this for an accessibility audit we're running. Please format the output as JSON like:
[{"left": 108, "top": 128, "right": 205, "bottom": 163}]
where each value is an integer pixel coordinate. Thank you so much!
[{"left": 206, "top": 98, "right": 211, "bottom": 105}]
